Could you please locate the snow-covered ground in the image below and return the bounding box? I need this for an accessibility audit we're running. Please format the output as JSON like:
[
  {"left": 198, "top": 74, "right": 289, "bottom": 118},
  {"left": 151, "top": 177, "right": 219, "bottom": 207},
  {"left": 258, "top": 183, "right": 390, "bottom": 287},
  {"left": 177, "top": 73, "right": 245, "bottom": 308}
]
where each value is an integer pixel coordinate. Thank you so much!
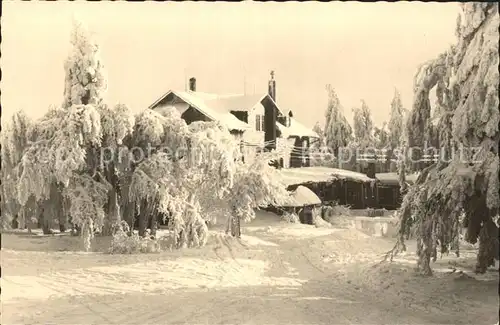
[{"left": 2, "top": 211, "right": 498, "bottom": 324}]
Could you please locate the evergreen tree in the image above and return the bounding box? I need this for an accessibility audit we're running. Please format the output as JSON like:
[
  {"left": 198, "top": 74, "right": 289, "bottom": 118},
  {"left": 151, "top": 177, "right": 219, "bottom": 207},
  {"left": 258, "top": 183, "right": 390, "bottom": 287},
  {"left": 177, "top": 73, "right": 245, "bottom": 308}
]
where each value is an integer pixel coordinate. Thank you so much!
[
  {"left": 352, "top": 100, "right": 374, "bottom": 148},
  {"left": 1, "top": 111, "right": 32, "bottom": 230},
  {"left": 62, "top": 19, "right": 106, "bottom": 109},
  {"left": 312, "top": 121, "right": 325, "bottom": 148},
  {"left": 98, "top": 103, "right": 134, "bottom": 235},
  {"left": 388, "top": 89, "right": 407, "bottom": 150},
  {"left": 392, "top": 3, "right": 499, "bottom": 275},
  {"left": 373, "top": 122, "right": 389, "bottom": 149},
  {"left": 323, "top": 85, "right": 353, "bottom": 159},
  {"left": 18, "top": 19, "right": 106, "bottom": 247}
]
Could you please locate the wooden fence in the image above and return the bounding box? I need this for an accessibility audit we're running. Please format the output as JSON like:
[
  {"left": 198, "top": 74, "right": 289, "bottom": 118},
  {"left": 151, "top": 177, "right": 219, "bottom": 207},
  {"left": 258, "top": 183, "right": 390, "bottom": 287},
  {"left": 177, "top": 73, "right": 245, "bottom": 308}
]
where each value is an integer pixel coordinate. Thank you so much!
[{"left": 341, "top": 149, "right": 440, "bottom": 173}]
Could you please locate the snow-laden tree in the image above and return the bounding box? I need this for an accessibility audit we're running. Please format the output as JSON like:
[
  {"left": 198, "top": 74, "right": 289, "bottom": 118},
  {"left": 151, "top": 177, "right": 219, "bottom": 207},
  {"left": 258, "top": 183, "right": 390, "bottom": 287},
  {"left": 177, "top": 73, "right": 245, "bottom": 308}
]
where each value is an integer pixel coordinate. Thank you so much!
[
  {"left": 387, "top": 89, "right": 407, "bottom": 150},
  {"left": 1, "top": 110, "right": 32, "bottom": 229},
  {"left": 391, "top": 3, "right": 499, "bottom": 275},
  {"left": 324, "top": 85, "right": 353, "bottom": 160},
  {"left": 128, "top": 107, "right": 291, "bottom": 246},
  {"left": 373, "top": 122, "right": 389, "bottom": 149},
  {"left": 17, "top": 105, "right": 104, "bottom": 245},
  {"left": 227, "top": 151, "right": 292, "bottom": 237},
  {"left": 405, "top": 49, "right": 451, "bottom": 171},
  {"left": 58, "top": 18, "right": 112, "bottom": 241},
  {"left": 310, "top": 121, "right": 328, "bottom": 166},
  {"left": 352, "top": 100, "right": 375, "bottom": 149},
  {"left": 17, "top": 19, "right": 109, "bottom": 249},
  {"left": 63, "top": 18, "right": 106, "bottom": 109},
  {"left": 311, "top": 122, "right": 325, "bottom": 148},
  {"left": 97, "top": 103, "right": 134, "bottom": 235},
  {"left": 397, "top": 137, "right": 410, "bottom": 196},
  {"left": 127, "top": 108, "right": 227, "bottom": 245},
  {"left": 62, "top": 174, "right": 110, "bottom": 250},
  {"left": 122, "top": 107, "right": 189, "bottom": 237}
]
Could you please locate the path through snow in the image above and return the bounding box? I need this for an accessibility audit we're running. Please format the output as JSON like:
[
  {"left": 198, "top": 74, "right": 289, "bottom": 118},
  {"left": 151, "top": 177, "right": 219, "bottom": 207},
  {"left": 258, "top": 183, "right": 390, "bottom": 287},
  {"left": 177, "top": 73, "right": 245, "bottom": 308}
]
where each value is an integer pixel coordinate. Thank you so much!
[{"left": 2, "top": 214, "right": 498, "bottom": 324}]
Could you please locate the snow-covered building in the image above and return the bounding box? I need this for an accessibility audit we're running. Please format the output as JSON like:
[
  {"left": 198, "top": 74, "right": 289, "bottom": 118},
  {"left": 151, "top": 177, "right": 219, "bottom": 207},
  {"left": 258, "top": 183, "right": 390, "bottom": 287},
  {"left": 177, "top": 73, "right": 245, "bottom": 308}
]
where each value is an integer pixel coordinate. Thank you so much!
[
  {"left": 149, "top": 72, "right": 319, "bottom": 168},
  {"left": 279, "top": 167, "right": 378, "bottom": 209}
]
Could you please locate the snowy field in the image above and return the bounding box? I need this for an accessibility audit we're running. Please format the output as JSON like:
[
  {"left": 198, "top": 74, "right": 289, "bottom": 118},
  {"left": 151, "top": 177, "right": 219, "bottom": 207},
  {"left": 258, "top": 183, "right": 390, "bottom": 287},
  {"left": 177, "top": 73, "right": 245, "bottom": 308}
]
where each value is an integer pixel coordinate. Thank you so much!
[{"left": 2, "top": 211, "right": 499, "bottom": 325}]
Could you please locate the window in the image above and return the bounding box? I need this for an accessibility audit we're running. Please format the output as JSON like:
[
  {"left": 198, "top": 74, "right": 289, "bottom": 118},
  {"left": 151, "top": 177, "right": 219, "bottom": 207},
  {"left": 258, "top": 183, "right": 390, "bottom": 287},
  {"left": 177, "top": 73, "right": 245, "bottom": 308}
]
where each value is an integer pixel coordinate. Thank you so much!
[{"left": 255, "top": 114, "right": 265, "bottom": 131}]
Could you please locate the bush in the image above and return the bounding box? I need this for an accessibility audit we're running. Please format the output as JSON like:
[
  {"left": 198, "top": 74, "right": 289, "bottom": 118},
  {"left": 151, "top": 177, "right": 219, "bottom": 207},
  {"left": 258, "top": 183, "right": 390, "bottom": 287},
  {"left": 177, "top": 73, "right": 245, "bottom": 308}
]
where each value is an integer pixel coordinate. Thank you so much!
[
  {"left": 313, "top": 214, "right": 332, "bottom": 228},
  {"left": 281, "top": 212, "right": 300, "bottom": 224},
  {"left": 322, "top": 203, "right": 351, "bottom": 221},
  {"left": 108, "top": 221, "right": 163, "bottom": 254}
]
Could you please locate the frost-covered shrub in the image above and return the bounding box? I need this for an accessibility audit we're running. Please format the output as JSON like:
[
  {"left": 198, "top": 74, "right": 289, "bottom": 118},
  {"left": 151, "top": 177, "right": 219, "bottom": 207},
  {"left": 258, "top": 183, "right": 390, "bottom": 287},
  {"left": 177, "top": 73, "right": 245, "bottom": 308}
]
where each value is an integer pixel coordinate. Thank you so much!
[
  {"left": 314, "top": 214, "right": 332, "bottom": 228},
  {"left": 108, "top": 221, "right": 161, "bottom": 254},
  {"left": 322, "top": 204, "right": 351, "bottom": 221},
  {"left": 320, "top": 204, "right": 352, "bottom": 229},
  {"left": 281, "top": 212, "right": 300, "bottom": 224}
]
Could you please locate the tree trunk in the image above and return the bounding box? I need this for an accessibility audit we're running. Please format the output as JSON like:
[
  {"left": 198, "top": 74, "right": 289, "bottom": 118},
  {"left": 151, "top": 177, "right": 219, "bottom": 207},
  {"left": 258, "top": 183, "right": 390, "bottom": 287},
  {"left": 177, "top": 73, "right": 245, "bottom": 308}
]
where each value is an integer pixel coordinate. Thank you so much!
[
  {"left": 225, "top": 214, "right": 231, "bottom": 234},
  {"left": 138, "top": 200, "right": 149, "bottom": 237},
  {"left": 230, "top": 213, "right": 241, "bottom": 238},
  {"left": 150, "top": 210, "right": 158, "bottom": 238},
  {"left": 102, "top": 162, "right": 122, "bottom": 236},
  {"left": 102, "top": 188, "right": 121, "bottom": 236},
  {"left": 40, "top": 208, "right": 52, "bottom": 235},
  {"left": 27, "top": 211, "right": 32, "bottom": 234},
  {"left": 123, "top": 201, "right": 135, "bottom": 235},
  {"left": 138, "top": 197, "right": 160, "bottom": 237},
  {"left": 55, "top": 196, "right": 66, "bottom": 233},
  {"left": 145, "top": 199, "right": 160, "bottom": 238},
  {"left": 58, "top": 184, "right": 67, "bottom": 233},
  {"left": 18, "top": 209, "right": 26, "bottom": 230},
  {"left": 138, "top": 212, "right": 147, "bottom": 237},
  {"left": 475, "top": 217, "right": 499, "bottom": 274},
  {"left": 333, "top": 146, "right": 340, "bottom": 169},
  {"left": 72, "top": 223, "right": 81, "bottom": 236},
  {"left": 59, "top": 221, "right": 67, "bottom": 233}
]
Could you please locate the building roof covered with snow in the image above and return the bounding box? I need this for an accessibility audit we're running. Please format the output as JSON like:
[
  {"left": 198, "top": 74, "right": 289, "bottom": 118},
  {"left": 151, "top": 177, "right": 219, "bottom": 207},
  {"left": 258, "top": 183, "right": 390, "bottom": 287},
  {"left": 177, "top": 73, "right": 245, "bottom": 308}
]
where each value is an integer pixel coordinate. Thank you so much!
[
  {"left": 278, "top": 167, "right": 375, "bottom": 187},
  {"left": 148, "top": 74, "right": 318, "bottom": 142},
  {"left": 204, "top": 94, "right": 272, "bottom": 113},
  {"left": 149, "top": 90, "right": 251, "bottom": 131},
  {"left": 285, "top": 185, "right": 322, "bottom": 207},
  {"left": 276, "top": 117, "right": 319, "bottom": 139}
]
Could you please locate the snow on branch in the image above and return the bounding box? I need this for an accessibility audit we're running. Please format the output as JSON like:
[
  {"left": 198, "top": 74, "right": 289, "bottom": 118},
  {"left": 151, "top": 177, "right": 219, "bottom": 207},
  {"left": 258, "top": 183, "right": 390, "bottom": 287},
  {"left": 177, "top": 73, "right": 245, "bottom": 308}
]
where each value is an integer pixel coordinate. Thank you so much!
[{"left": 394, "top": 3, "right": 499, "bottom": 275}]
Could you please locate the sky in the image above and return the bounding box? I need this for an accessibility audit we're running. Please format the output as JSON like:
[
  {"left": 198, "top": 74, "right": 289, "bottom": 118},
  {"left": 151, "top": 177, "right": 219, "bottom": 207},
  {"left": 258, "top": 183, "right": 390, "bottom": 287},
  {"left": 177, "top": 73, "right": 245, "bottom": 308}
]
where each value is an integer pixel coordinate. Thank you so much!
[{"left": 2, "top": 1, "right": 461, "bottom": 128}]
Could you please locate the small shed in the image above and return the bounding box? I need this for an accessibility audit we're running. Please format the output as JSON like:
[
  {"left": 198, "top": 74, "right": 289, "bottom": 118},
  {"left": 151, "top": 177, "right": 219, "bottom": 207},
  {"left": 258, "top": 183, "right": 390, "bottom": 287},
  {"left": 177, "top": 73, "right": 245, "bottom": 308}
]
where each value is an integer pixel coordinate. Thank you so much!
[{"left": 281, "top": 186, "right": 322, "bottom": 225}]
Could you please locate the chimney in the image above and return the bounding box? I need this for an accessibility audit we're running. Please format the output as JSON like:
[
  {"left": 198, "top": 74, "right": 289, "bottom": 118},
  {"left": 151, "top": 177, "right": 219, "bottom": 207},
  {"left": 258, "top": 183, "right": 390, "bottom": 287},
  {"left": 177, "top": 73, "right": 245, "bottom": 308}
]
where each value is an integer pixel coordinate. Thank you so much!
[
  {"left": 189, "top": 77, "right": 196, "bottom": 92},
  {"left": 268, "top": 70, "right": 276, "bottom": 102},
  {"left": 264, "top": 70, "right": 277, "bottom": 152}
]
